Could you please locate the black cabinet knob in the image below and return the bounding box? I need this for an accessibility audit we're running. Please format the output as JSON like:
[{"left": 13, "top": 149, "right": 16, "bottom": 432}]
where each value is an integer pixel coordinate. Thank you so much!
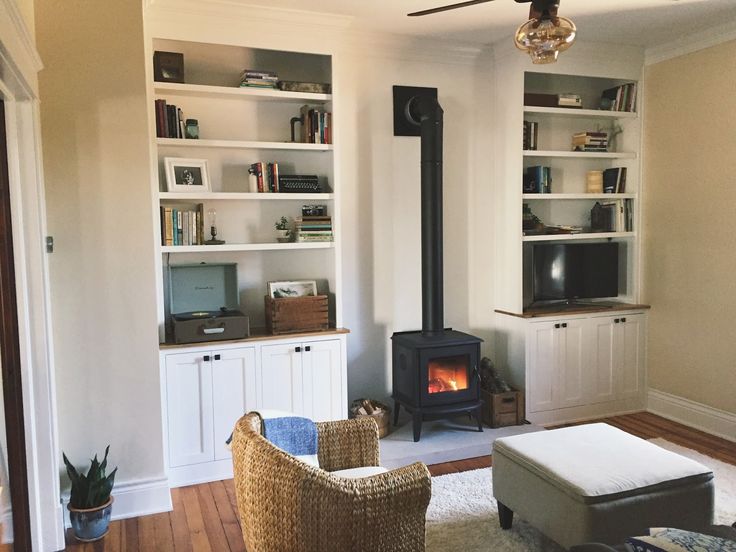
[
  {"left": 305, "top": 346, "right": 311, "bottom": 352},
  {"left": 214, "top": 354, "right": 221, "bottom": 361},
  {"left": 621, "top": 317, "right": 627, "bottom": 323},
  {"left": 554, "top": 323, "right": 561, "bottom": 329},
  {"left": 562, "top": 323, "right": 567, "bottom": 328},
  {"left": 295, "top": 346, "right": 301, "bottom": 353},
  {"left": 203, "top": 355, "right": 210, "bottom": 362},
  {"left": 614, "top": 319, "right": 620, "bottom": 324}
]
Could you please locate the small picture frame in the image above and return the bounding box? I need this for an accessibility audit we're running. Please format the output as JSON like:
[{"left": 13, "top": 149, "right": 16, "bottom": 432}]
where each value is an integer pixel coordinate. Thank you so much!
[
  {"left": 153, "top": 51, "right": 184, "bottom": 83},
  {"left": 164, "top": 158, "right": 211, "bottom": 192},
  {"left": 268, "top": 280, "right": 317, "bottom": 299}
]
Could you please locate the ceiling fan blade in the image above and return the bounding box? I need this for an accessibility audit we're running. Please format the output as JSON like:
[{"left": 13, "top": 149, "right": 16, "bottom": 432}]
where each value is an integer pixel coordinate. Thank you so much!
[{"left": 408, "top": 0, "right": 495, "bottom": 17}]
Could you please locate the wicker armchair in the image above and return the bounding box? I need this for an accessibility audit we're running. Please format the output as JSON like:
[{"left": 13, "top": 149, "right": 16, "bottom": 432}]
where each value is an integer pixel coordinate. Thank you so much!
[{"left": 231, "top": 412, "right": 432, "bottom": 552}]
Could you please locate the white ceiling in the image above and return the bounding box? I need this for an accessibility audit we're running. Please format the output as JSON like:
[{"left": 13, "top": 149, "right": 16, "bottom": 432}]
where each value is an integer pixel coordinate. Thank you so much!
[{"left": 244, "top": 0, "right": 736, "bottom": 48}]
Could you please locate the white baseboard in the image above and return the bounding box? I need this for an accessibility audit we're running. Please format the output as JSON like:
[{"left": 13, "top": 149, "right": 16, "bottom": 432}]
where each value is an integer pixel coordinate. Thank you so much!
[
  {"left": 63, "top": 476, "right": 172, "bottom": 527},
  {"left": 647, "top": 389, "right": 736, "bottom": 443}
]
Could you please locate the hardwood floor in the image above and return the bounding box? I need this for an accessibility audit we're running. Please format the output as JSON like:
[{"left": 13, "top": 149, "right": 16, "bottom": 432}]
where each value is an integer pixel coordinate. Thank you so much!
[{"left": 64, "top": 412, "right": 735, "bottom": 550}]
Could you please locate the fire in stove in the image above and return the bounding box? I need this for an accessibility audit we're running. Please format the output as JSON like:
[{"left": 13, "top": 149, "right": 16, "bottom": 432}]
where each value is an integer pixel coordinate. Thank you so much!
[{"left": 427, "top": 355, "right": 469, "bottom": 394}]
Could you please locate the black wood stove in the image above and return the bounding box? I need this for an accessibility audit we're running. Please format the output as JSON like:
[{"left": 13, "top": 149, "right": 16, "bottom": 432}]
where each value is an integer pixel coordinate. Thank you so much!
[{"left": 391, "top": 93, "right": 483, "bottom": 442}]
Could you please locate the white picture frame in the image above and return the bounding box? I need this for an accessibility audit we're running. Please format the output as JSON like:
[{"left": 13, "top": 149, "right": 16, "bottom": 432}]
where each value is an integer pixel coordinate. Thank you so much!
[
  {"left": 268, "top": 280, "right": 318, "bottom": 299},
  {"left": 164, "top": 157, "right": 211, "bottom": 192}
]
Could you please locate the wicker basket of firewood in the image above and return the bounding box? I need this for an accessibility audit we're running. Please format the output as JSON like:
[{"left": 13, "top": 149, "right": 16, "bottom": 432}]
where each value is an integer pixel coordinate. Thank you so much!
[{"left": 349, "top": 399, "right": 392, "bottom": 438}]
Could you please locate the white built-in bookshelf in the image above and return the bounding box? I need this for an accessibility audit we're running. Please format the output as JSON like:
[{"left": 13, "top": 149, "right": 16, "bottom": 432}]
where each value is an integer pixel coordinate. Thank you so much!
[
  {"left": 147, "top": 38, "right": 341, "bottom": 340},
  {"left": 494, "top": 69, "right": 643, "bottom": 313}
]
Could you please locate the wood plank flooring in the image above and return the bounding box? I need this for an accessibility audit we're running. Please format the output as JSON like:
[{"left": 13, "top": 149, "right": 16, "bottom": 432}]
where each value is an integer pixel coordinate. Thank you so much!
[{"left": 64, "top": 412, "right": 735, "bottom": 550}]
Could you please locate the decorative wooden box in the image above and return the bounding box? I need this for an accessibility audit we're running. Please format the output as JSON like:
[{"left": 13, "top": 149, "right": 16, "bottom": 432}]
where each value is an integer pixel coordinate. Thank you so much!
[
  {"left": 264, "top": 295, "right": 329, "bottom": 335},
  {"left": 481, "top": 389, "right": 525, "bottom": 428}
]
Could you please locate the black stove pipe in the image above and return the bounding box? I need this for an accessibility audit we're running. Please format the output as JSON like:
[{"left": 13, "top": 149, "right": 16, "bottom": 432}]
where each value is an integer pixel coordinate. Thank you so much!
[{"left": 406, "top": 95, "right": 444, "bottom": 337}]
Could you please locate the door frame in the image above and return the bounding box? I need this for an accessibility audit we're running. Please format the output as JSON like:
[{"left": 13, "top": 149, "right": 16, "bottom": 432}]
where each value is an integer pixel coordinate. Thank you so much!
[{"left": 0, "top": 1, "right": 66, "bottom": 549}]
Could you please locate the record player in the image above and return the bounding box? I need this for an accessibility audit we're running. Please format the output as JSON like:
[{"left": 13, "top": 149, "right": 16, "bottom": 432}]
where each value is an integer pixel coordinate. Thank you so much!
[{"left": 168, "top": 263, "right": 249, "bottom": 344}]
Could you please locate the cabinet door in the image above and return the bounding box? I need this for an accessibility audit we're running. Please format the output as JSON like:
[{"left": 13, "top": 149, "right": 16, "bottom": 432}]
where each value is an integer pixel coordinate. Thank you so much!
[
  {"left": 557, "top": 319, "right": 587, "bottom": 409},
  {"left": 260, "top": 342, "right": 304, "bottom": 415},
  {"left": 589, "top": 317, "right": 617, "bottom": 404},
  {"left": 164, "top": 352, "right": 214, "bottom": 467},
  {"left": 618, "top": 314, "right": 645, "bottom": 399},
  {"left": 212, "top": 347, "right": 257, "bottom": 461},
  {"left": 301, "top": 339, "right": 343, "bottom": 422},
  {"left": 527, "top": 322, "right": 558, "bottom": 413}
]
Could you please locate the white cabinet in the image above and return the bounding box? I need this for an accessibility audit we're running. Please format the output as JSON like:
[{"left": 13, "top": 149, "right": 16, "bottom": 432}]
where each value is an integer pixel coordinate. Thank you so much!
[
  {"left": 160, "top": 332, "right": 347, "bottom": 486},
  {"left": 524, "top": 312, "right": 646, "bottom": 423},
  {"left": 527, "top": 318, "right": 586, "bottom": 413},
  {"left": 260, "top": 338, "right": 343, "bottom": 422},
  {"left": 164, "top": 347, "right": 255, "bottom": 469}
]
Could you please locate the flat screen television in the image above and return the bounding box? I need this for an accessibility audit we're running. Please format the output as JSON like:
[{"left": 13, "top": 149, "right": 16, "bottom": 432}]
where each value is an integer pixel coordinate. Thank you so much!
[{"left": 532, "top": 243, "right": 619, "bottom": 302}]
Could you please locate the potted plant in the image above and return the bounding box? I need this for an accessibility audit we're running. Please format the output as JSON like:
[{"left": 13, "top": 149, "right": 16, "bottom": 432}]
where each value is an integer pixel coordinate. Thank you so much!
[
  {"left": 274, "top": 216, "right": 292, "bottom": 242},
  {"left": 63, "top": 446, "right": 117, "bottom": 542}
]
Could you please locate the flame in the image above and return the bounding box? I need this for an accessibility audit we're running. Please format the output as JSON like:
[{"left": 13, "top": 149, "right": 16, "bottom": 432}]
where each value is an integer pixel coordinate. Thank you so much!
[{"left": 449, "top": 379, "right": 458, "bottom": 391}]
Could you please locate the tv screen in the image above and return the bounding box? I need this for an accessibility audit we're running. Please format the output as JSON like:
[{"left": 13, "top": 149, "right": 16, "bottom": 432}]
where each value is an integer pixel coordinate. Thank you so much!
[{"left": 533, "top": 243, "right": 619, "bottom": 302}]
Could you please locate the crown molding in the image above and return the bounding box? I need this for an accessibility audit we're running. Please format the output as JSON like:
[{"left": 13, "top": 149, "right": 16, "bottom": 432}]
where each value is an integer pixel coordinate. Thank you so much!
[
  {"left": 146, "top": 0, "right": 353, "bottom": 30},
  {"left": 0, "top": 0, "right": 43, "bottom": 96},
  {"left": 644, "top": 18, "right": 736, "bottom": 66}
]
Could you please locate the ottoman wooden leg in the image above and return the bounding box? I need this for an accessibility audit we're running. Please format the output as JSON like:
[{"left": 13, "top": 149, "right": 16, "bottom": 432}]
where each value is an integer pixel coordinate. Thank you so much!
[{"left": 498, "top": 501, "right": 513, "bottom": 530}]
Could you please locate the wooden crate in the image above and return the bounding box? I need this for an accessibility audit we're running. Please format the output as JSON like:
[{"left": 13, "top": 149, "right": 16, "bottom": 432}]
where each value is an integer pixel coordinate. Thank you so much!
[
  {"left": 481, "top": 389, "right": 525, "bottom": 428},
  {"left": 264, "top": 295, "right": 329, "bottom": 335}
]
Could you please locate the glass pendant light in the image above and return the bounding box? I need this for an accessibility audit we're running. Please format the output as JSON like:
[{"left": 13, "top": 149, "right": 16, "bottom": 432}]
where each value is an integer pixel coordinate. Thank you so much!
[{"left": 514, "top": 11, "right": 576, "bottom": 64}]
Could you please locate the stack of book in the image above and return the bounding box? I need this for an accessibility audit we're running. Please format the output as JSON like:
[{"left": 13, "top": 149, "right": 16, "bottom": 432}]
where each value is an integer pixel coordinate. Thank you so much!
[
  {"left": 558, "top": 93, "right": 582, "bottom": 108},
  {"left": 240, "top": 69, "right": 278, "bottom": 89},
  {"left": 591, "top": 199, "right": 633, "bottom": 232},
  {"left": 523, "top": 121, "right": 538, "bottom": 150},
  {"left": 600, "top": 83, "right": 637, "bottom": 112},
  {"left": 299, "top": 105, "right": 332, "bottom": 144},
  {"left": 523, "top": 165, "right": 551, "bottom": 193},
  {"left": 603, "top": 167, "right": 627, "bottom": 193},
  {"left": 295, "top": 211, "right": 333, "bottom": 243},
  {"left": 154, "top": 99, "right": 185, "bottom": 138},
  {"left": 160, "top": 204, "right": 204, "bottom": 246},
  {"left": 249, "top": 162, "right": 281, "bottom": 193},
  {"left": 572, "top": 131, "right": 608, "bottom": 152}
]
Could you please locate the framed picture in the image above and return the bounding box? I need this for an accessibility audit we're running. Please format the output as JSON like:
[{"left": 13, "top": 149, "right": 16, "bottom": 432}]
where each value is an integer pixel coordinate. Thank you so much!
[
  {"left": 164, "top": 158, "right": 210, "bottom": 192},
  {"left": 268, "top": 280, "right": 317, "bottom": 299},
  {"left": 153, "top": 51, "right": 184, "bottom": 83}
]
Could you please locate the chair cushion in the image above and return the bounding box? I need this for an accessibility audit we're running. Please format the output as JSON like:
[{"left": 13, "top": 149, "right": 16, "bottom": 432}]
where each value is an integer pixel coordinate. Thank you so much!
[
  {"left": 494, "top": 423, "right": 713, "bottom": 503},
  {"left": 330, "top": 466, "right": 389, "bottom": 479},
  {"left": 626, "top": 527, "right": 736, "bottom": 552}
]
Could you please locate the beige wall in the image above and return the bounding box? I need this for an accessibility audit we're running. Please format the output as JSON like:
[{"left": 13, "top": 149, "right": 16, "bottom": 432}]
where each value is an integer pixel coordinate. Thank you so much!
[
  {"left": 642, "top": 42, "right": 736, "bottom": 414},
  {"left": 15, "top": 0, "right": 34, "bottom": 37},
  {"left": 35, "top": 0, "right": 165, "bottom": 483}
]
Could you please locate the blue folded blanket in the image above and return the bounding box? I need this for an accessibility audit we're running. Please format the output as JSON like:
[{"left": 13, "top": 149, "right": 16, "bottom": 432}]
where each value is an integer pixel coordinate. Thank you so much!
[{"left": 226, "top": 411, "right": 319, "bottom": 467}]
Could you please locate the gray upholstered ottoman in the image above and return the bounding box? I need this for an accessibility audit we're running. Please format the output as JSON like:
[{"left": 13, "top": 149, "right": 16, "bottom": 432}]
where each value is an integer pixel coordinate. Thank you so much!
[{"left": 492, "top": 423, "right": 714, "bottom": 549}]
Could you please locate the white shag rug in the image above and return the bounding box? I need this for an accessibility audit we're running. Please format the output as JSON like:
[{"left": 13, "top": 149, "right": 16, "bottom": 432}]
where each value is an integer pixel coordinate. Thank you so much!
[{"left": 426, "top": 438, "right": 736, "bottom": 551}]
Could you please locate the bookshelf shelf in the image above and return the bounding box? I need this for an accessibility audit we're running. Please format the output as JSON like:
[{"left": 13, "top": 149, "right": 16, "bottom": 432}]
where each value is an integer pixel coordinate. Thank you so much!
[
  {"left": 154, "top": 82, "right": 332, "bottom": 103},
  {"left": 523, "top": 150, "right": 636, "bottom": 159},
  {"left": 160, "top": 242, "right": 335, "bottom": 253},
  {"left": 522, "top": 193, "right": 636, "bottom": 200},
  {"left": 158, "top": 192, "right": 334, "bottom": 201},
  {"left": 522, "top": 231, "right": 635, "bottom": 242},
  {"left": 523, "top": 106, "right": 637, "bottom": 119},
  {"left": 156, "top": 138, "right": 333, "bottom": 151}
]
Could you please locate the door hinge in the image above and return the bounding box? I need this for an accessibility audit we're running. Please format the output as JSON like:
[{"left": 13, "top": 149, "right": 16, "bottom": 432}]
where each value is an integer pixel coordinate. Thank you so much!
[{"left": 45, "top": 236, "right": 54, "bottom": 253}]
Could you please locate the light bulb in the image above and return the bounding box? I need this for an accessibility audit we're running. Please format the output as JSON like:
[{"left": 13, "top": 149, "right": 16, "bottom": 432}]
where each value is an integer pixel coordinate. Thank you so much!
[{"left": 514, "top": 15, "right": 576, "bottom": 65}]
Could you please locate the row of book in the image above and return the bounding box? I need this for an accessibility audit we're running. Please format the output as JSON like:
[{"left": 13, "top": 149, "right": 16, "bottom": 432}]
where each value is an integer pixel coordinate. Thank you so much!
[
  {"left": 160, "top": 204, "right": 204, "bottom": 246},
  {"left": 523, "top": 120, "right": 539, "bottom": 150},
  {"left": 601, "top": 83, "right": 638, "bottom": 112},
  {"left": 295, "top": 214, "right": 333, "bottom": 242},
  {"left": 523, "top": 165, "right": 552, "bottom": 193},
  {"left": 249, "top": 162, "right": 281, "bottom": 193},
  {"left": 155, "top": 99, "right": 186, "bottom": 139},
  {"left": 603, "top": 167, "right": 627, "bottom": 193},
  {"left": 573, "top": 131, "right": 608, "bottom": 152},
  {"left": 300, "top": 105, "right": 332, "bottom": 144},
  {"left": 240, "top": 69, "right": 278, "bottom": 89},
  {"left": 591, "top": 199, "right": 633, "bottom": 233}
]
